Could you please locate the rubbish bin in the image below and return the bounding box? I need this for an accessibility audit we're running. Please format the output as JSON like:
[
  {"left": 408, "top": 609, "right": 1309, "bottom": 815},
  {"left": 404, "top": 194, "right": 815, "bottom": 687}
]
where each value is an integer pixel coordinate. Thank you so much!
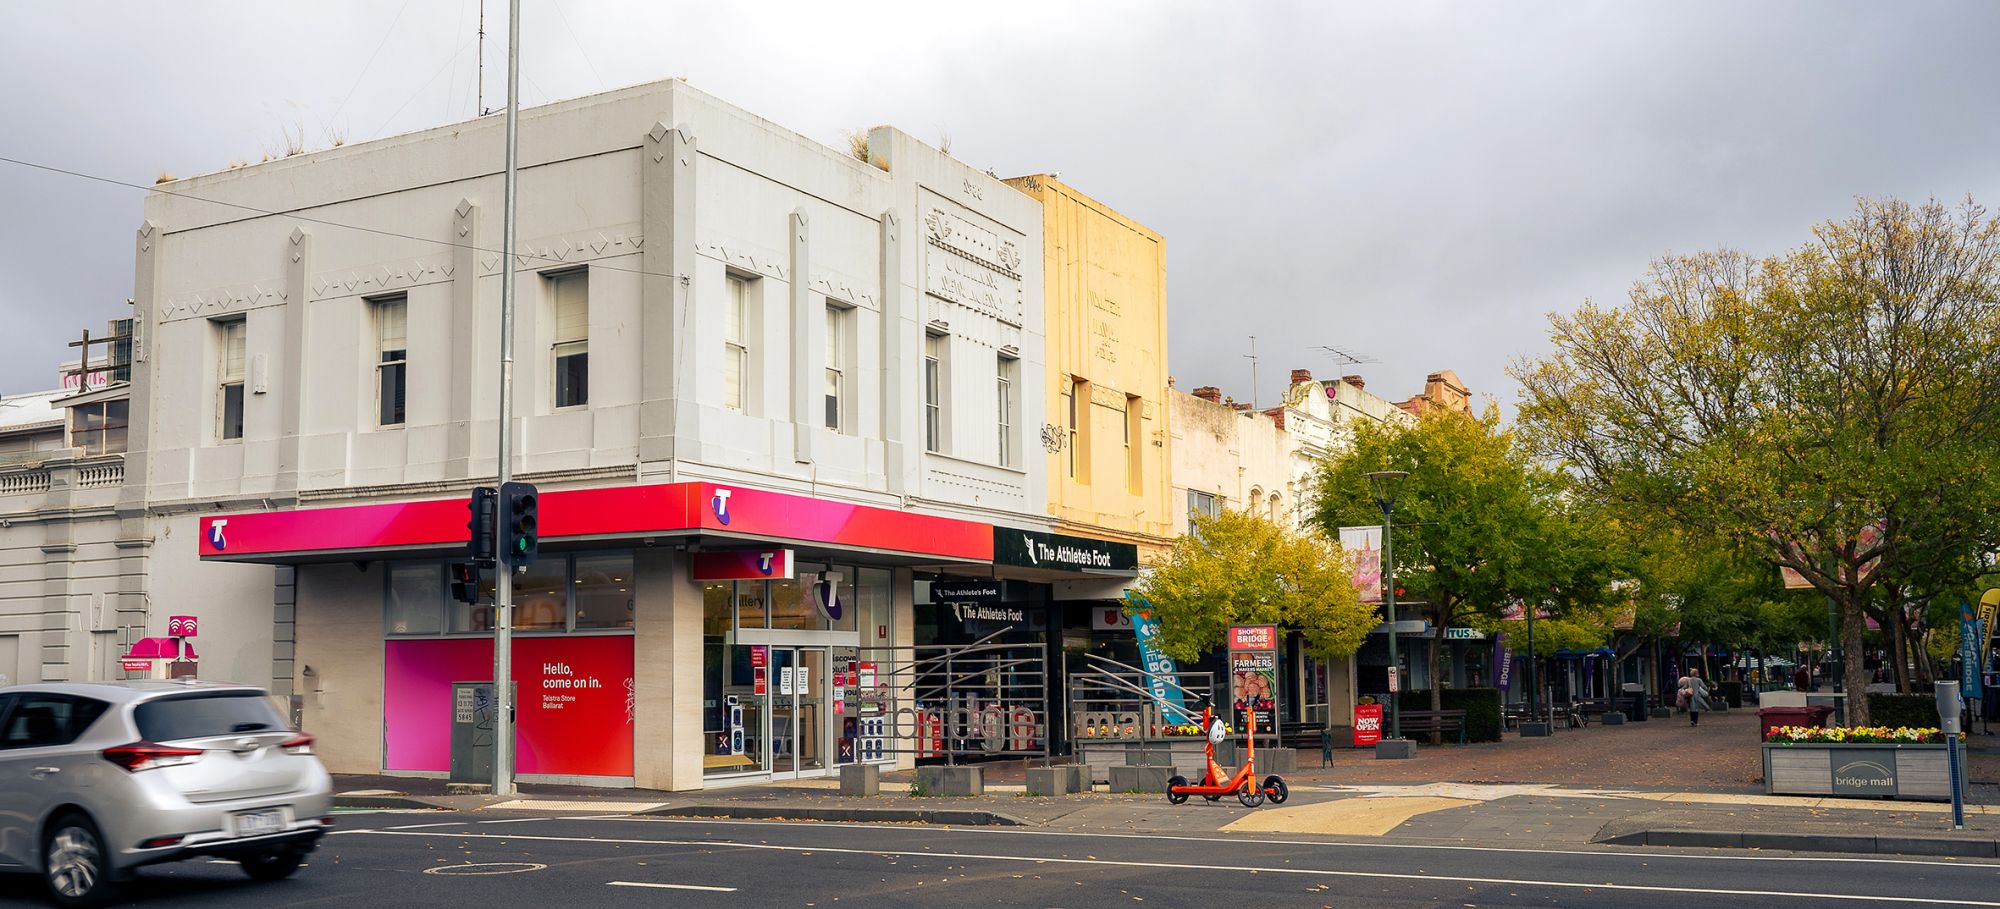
[
  {"left": 1622, "top": 682, "right": 1647, "bottom": 722},
  {"left": 1756, "top": 705, "right": 1833, "bottom": 739}
]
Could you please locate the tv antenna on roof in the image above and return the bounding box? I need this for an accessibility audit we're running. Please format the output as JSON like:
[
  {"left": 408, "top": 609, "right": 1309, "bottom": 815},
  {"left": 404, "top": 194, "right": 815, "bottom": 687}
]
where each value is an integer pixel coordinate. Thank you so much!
[
  {"left": 1318, "top": 345, "right": 1379, "bottom": 368},
  {"left": 1244, "top": 335, "right": 1258, "bottom": 410}
]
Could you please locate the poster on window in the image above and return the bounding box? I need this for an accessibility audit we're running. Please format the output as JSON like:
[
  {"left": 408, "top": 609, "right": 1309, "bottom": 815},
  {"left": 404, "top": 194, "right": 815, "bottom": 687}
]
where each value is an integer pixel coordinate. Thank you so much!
[{"left": 1229, "top": 649, "right": 1279, "bottom": 738}]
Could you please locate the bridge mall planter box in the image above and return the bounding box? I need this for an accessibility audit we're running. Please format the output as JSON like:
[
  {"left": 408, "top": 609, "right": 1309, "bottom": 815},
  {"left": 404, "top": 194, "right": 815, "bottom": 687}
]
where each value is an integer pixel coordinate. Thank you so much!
[
  {"left": 1079, "top": 740, "right": 1226, "bottom": 783},
  {"left": 1762, "top": 743, "right": 1950, "bottom": 801},
  {"left": 1078, "top": 740, "right": 1295, "bottom": 783}
]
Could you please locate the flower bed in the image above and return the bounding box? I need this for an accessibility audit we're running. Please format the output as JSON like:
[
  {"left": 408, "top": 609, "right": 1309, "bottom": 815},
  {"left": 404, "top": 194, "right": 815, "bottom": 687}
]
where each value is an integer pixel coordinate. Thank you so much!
[{"left": 1764, "top": 725, "right": 1949, "bottom": 745}]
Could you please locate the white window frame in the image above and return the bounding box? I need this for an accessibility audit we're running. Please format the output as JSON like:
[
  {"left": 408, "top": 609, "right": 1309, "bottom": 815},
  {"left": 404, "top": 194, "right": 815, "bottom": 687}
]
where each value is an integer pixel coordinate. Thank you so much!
[
  {"left": 724, "top": 274, "right": 752, "bottom": 413},
  {"left": 215, "top": 318, "right": 247, "bottom": 442},
  {"left": 548, "top": 269, "right": 589, "bottom": 410},
  {"left": 824, "top": 302, "right": 849, "bottom": 433},
  {"left": 372, "top": 294, "right": 409, "bottom": 427},
  {"left": 997, "top": 354, "right": 1016, "bottom": 468},
  {"left": 924, "top": 332, "right": 945, "bottom": 453}
]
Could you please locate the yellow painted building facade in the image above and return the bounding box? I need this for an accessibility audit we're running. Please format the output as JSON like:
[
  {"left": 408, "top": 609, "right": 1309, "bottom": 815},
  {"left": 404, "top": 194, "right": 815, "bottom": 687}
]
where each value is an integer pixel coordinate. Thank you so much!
[{"left": 1004, "top": 175, "right": 1174, "bottom": 563}]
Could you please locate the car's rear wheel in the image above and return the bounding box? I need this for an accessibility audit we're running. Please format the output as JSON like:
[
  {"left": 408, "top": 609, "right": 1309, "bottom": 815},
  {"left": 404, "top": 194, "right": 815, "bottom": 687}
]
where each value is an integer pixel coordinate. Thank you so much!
[
  {"left": 240, "top": 847, "right": 307, "bottom": 882},
  {"left": 44, "top": 812, "right": 117, "bottom": 908}
]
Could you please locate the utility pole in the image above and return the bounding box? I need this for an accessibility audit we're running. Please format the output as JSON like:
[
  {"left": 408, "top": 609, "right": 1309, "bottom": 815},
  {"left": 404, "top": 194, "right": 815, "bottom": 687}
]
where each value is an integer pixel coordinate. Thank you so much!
[{"left": 491, "top": 0, "right": 521, "bottom": 798}]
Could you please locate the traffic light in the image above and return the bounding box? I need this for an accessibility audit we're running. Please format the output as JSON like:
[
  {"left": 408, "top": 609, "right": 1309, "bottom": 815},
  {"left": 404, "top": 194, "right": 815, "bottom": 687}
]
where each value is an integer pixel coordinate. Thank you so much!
[
  {"left": 499, "top": 481, "right": 539, "bottom": 569},
  {"left": 467, "top": 486, "right": 498, "bottom": 565},
  {"left": 449, "top": 562, "right": 480, "bottom": 604}
]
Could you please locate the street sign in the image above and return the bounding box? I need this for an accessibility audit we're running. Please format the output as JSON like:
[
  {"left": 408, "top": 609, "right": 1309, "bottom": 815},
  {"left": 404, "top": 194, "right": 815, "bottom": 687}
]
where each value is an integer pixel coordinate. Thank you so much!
[
  {"left": 167, "top": 615, "right": 198, "bottom": 638},
  {"left": 1388, "top": 667, "right": 1401, "bottom": 693}
]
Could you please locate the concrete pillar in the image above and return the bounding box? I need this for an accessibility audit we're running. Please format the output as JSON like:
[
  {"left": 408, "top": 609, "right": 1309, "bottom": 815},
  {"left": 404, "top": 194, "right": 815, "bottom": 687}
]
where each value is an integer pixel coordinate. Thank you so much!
[
  {"left": 294, "top": 562, "right": 386, "bottom": 775},
  {"left": 38, "top": 456, "right": 80, "bottom": 681},
  {"left": 879, "top": 210, "right": 909, "bottom": 496},
  {"left": 638, "top": 121, "right": 696, "bottom": 467},
  {"left": 892, "top": 567, "right": 916, "bottom": 772},
  {"left": 119, "top": 220, "right": 158, "bottom": 516},
  {"left": 633, "top": 546, "right": 703, "bottom": 791},
  {"left": 276, "top": 226, "right": 312, "bottom": 493},
  {"left": 445, "top": 199, "right": 481, "bottom": 477},
  {"left": 271, "top": 566, "right": 297, "bottom": 696},
  {"left": 789, "top": 209, "right": 816, "bottom": 464}
]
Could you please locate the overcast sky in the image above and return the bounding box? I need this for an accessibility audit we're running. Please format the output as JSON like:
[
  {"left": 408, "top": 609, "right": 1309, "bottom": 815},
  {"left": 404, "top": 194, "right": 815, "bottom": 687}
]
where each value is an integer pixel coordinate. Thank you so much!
[{"left": 2, "top": 1, "right": 1996, "bottom": 411}]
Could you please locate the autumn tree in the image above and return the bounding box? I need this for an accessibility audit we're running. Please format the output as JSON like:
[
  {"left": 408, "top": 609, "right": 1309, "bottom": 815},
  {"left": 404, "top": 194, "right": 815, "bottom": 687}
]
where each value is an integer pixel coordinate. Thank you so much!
[
  {"left": 1512, "top": 197, "right": 2000, "bottom": 724},
  {"left": 1312, "top": 408, "right": 1615, "bottom": 727},
  {"left": 1133, "top": 509, "right": 1374, "bottom": 665}
]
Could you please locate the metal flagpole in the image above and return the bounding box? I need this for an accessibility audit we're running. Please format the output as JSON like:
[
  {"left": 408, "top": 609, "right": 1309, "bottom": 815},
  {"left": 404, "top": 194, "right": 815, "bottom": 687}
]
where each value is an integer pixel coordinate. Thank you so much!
[{"left": 491, "top": 0, "right": 521, "bottom": 798}]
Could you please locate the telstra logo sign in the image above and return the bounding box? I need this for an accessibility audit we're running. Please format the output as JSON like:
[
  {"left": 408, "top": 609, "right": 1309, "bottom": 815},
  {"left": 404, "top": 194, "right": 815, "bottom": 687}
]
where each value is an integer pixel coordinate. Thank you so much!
[
  {"left": 208, "top": 520, "right": 229, "bottom": 551},
  {"left": 711, "top": 488, "right": 732, "bottom": 525}
]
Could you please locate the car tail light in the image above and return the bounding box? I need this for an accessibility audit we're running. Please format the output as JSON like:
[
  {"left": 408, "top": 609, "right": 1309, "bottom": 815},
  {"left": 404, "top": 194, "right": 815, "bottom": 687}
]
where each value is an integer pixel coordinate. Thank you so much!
[
  {"left": 140, "top": 835, "right": 185, "bottom": 849},
  {"left": 103, "top": 741, "right": 204, "bottom": 772},
  {"left": 281, "top": 733, "right": 315, "bottom": 756}
]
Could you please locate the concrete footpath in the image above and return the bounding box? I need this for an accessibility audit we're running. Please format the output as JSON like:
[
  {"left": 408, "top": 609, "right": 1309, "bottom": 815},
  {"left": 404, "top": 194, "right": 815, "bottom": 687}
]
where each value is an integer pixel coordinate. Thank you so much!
[
  {"left": 332, "top": 704, "right": 2000, "bottom": 858},
  {"left": 332, "top": 771, "right": 2000, "bottom": 859}
]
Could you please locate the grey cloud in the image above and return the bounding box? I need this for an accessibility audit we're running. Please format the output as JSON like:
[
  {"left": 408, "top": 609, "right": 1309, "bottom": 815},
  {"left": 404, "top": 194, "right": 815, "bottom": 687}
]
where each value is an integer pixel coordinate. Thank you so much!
[{"left": 3, "top": 1, "right": 1995, "bottom": 413}]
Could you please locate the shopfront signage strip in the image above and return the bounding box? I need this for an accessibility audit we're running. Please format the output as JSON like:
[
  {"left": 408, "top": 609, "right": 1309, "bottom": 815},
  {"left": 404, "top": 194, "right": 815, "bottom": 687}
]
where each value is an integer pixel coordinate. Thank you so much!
[
  {"left": 992, "top": 528, "right": 1139, "bottom": 573},
  {"left": 199, "top": 481, "right": 993, "bottom": 563}
]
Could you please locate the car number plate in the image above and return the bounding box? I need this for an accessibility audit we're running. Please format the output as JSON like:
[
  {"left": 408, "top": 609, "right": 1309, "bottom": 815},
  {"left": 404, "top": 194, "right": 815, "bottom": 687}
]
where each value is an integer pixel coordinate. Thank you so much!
[{"left": 233, "top": 809, "right": 284, "bottom": 838}]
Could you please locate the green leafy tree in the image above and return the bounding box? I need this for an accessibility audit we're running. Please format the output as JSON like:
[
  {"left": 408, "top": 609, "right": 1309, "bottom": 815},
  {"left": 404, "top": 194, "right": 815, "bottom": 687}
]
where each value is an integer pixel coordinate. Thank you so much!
[
  {"left": 1133, "top": 509, "right": 1374, "bottom": 664},
  {"left": 1513, "top": 198, "right": 2000, "bottom": 725},
  {"left": 1311, "top": 408, "right": 1615, "bottom": 728}
]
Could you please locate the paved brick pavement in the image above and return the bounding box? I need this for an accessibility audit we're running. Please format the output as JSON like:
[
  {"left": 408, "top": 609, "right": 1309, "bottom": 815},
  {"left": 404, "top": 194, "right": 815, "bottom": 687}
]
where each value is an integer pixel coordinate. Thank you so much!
[{"left": 1290, "top": 706, "right": 2000, "bottom": 795}]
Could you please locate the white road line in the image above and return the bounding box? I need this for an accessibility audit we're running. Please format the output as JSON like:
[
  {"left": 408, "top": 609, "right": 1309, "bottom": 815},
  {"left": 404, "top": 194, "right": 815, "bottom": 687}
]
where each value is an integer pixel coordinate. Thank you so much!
[
  {"left": 345, "top": 829, "right": 2000, "bottom": 906},
  {"left": 384, "top": 821, "right": 474, "bottom": 830},
  {"left": 595, "top": 815, "right": 2000, "bottom": 870},
  {"left": 608, "top": 882, "right": 738, "bottom": 892}
]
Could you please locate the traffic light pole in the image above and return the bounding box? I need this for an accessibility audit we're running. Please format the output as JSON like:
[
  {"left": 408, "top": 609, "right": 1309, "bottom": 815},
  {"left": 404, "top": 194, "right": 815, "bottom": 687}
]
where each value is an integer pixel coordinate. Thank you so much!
[{"left": 492, "top": 0, "right": 521, "bottom": 798}]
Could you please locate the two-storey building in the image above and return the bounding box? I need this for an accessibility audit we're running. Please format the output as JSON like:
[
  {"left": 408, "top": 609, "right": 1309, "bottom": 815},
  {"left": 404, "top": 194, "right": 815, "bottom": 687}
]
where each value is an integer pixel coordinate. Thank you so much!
[{"left": 132, "top": 79, "right": 1047, "bottom": 791}]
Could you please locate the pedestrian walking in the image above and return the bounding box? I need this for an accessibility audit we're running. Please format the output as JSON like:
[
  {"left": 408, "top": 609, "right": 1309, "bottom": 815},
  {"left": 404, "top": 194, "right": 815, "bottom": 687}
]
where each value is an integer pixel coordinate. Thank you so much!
[
  {"left": 1793, "top": 665, "right": 1811, "bottom": 692},
  {"left": 1679, "top": 668, "right": 1712, "bottom": 726}
]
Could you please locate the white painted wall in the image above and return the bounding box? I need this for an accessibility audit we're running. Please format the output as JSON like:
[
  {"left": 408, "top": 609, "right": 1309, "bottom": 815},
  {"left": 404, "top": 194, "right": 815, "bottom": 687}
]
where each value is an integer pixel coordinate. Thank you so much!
[{"left": 126, "top": 79, "right": 1049, "bottom": 703}]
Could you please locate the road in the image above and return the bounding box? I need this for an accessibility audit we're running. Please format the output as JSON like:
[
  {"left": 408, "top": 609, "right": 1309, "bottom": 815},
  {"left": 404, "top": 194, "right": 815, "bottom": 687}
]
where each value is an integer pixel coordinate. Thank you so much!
[{"left": 3, "top": 810, "right": 1998, "bottom": 908}]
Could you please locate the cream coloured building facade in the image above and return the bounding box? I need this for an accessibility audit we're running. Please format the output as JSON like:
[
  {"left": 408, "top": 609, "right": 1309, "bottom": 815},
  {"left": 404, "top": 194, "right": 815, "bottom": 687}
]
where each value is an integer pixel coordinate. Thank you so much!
[{"left": 125, "top": 79, "right": 1049, "bottom": 791}]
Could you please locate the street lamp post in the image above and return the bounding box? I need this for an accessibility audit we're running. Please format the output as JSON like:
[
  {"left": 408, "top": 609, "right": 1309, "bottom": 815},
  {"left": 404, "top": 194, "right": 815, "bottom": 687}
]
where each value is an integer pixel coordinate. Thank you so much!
[{"left": 1366, "top": 470, "right": 1415, "bottom": 760}]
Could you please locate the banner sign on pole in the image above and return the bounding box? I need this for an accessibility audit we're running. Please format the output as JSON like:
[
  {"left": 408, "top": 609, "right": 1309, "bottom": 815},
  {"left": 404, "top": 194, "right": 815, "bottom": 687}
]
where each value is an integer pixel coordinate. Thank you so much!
[
  {"left": 1978, "top": 588, "right": 1999, "bottom": 675},
  {"left": 1126, "top": 594, "right": 1192, "bottom": 724},
  {"left": 1340, "top": 526, "right": 1383, "bottom": 604},
  {"left": 1493, "top": 632, "right": 1513, "bottom": 692},
  {"left": 1960, "top": 600, "right": 1984, "bottom": 700}
]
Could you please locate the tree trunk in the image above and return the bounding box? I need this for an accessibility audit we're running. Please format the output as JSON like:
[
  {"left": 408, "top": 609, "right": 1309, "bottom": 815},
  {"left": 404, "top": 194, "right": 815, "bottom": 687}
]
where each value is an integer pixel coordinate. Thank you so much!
[
  {"left": 1427, "top": 627, "right": 1445, "bottom": 746},
  {"left": 1889, "top": 613, "right": 1911, "bottom": 694},
  {"left": 1842, "top": 595, "right": 1870, "bottom": 727}
]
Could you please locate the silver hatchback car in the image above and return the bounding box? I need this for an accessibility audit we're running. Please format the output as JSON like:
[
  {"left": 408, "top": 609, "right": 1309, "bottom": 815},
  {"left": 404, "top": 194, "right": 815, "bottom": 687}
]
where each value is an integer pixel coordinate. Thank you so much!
[{"left": 0, "top": 680, "right": 333, "bottom": 906}]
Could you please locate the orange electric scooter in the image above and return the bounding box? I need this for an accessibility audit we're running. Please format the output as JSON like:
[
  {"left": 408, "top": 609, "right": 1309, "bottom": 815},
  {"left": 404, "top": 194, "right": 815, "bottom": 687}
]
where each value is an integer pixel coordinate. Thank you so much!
[{"left": 1165, "top": 704, "right": 1288, "bottom": 808}]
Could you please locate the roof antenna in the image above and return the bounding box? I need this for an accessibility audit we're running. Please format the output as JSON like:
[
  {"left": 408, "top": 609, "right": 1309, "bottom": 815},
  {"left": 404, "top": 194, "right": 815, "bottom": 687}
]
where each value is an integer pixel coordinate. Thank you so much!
[
  {"left": 1244, "top": 335, "right": 1258, "bottom": 410},
  {"left": 1317, "top": 344, "right": 1379, "bottom": 368},
  {"left": 477, "top": 0, "right": 487, "bottom": 115}
]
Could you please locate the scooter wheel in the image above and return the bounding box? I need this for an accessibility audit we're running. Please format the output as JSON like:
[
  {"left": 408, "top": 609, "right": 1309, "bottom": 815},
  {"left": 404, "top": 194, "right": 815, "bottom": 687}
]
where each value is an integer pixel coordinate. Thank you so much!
[
  {"left": 1166, "top": 775, "right": 1189, "bottom": 805},
  {"left": 1264, "top": 775, "right": 1289, "bottom": 805},
  {"left": 1238, "top": 780, "right": 1266, "bottom": 808}
]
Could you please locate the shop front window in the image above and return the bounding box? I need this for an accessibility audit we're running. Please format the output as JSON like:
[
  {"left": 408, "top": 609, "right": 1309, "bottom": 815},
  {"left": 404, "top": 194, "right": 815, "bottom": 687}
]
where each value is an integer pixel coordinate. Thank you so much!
[
  {"left": 514, "top": 561, "right": 568, "bottom": 632},
  {"left": 386, "top": 563, "right": 444, "bottom": 635},
  {"left": 395, "top": 551, "right": 637, "bottom": 637},
  {"left": 857, "top": 568, "right": 892, "bottom": 647},
  {"left": 769, "top": 574, "right": 812, "bottom": 630},
  {"left": 574, "top": 553, "right": 635, "bottom": 630}
]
